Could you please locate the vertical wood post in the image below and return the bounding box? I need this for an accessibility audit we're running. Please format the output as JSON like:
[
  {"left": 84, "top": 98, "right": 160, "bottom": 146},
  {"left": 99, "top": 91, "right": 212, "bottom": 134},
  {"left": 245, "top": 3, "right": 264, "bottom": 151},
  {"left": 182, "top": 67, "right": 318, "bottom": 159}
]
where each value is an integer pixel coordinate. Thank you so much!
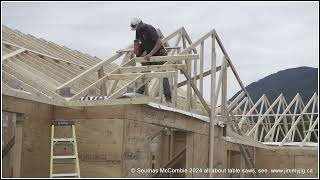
[
  {"left": 98, "top": 67, "right": 107, "bottom": 95},
  {"left": 182, "top": 34, "right": 192, "bottom": 111},
  {"left": 221, "top": 56, "right": 228, "bottom": 121},
  {"left": 200, "top": 41, "right": 204, "bottom": 96},
  {"left": 12, "top": 114, "right": 23, "bottom": 178},
  {"left": 173, "top": 71, "right": 178, "bottom": 107},
  {"left": 186, "top": 132, "right": 194, "bottom": 178},
  {"left": 193, "top": 45, "right": 198, "bottom": 107},
  {"left": 209, "top": 33, "right": 216, "bottom": 178}
]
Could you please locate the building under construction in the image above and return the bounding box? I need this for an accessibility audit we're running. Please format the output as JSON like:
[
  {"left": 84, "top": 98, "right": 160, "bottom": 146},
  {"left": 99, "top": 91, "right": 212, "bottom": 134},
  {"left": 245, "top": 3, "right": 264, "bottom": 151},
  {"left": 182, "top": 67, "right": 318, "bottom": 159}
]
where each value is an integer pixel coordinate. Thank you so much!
[{"left": 2, "top": 25, "right": 318, "bottom": 178}]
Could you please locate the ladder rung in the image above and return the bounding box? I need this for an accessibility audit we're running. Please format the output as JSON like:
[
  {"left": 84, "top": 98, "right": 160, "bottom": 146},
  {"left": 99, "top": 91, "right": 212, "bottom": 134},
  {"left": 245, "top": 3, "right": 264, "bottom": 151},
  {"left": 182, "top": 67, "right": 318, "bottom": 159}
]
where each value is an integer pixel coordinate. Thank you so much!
[
  {"left": 53, "top": 138, "right": 75, "bottom": 142},
  {"left": 53, "top": 155, "right": 76, "bottom": 159},
  {"left": 51, "top": 120, "right": 75, "bottom": 126},
  {"left": 51, "top": 173, "right": 78, "bottom": 177}
]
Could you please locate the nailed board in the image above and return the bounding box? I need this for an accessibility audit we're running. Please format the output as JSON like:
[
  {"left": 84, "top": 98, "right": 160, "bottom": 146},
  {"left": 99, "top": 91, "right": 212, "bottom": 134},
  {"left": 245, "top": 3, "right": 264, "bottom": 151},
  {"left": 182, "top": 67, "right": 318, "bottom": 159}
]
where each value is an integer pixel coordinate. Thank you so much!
[
  {"left": 2, "top": 111, "right": 16, "bottom": 177},
  {"left": 126, "top": 104, "right": 209, "bottom": 135},
  {"left": 54, "top": 105, "right": 126, "bottom": 120},
  {"left": 122, "top": 119, "right": 162, "bottom": 177},
  {"left": 78, "top": 119, "right": 123, "bottom": 178},
  {"left": 192, "top": 133, "right": 209, "bottom": 178},
  {"left": 3, "top": 95, "right": 53, "bottom": 177}
]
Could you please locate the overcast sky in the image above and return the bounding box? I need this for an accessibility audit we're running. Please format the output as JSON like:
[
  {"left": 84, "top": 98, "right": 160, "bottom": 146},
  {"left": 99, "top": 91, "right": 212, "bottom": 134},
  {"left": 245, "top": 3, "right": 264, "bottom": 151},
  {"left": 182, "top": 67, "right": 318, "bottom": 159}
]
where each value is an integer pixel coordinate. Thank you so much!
[{"left": 2, "top": 1, "right": 319, "bottom": 101}]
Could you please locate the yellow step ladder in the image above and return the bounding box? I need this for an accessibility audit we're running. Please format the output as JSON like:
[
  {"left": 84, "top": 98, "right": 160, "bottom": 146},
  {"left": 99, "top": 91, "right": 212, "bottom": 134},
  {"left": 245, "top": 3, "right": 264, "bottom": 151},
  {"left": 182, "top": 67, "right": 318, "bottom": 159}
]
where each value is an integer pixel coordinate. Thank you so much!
[{"left": 49, "top": 120, "right": 80, "bottom": 178}]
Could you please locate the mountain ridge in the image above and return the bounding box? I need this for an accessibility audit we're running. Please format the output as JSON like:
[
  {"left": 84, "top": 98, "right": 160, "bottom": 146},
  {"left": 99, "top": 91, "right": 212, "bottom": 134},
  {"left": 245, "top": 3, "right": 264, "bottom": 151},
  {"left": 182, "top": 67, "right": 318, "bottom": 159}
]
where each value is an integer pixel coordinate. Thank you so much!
[{"left": 231, "top": 66, "right": 318, "bottom": 104}]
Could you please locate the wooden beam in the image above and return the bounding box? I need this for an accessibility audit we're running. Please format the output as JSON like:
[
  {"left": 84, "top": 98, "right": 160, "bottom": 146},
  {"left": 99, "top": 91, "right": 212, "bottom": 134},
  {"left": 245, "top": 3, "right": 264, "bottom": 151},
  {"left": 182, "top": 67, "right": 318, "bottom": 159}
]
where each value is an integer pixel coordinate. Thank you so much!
[
  {"left": 3, "top": 41, "right": 88, "bottom": 68},
  {"left": 240, "top": 99, "right": 249, "bottom": 119},
  {"left": 209, "top": 34, "right": 216, "bottom": 178},
  {"left": 162, "top": 27, "right": 184, "bottom": 44},
  {"left": 120, "top": 52, "right": 133, "bottom": 65},
  {"left": 280, "top": 97, "right": 290, "bottom": 134},
  {"left": 181, "top": 30, "right": 215, "bottom": 55},
  {"left": 181, "top": 27, "right": 201, "bottom": 54},
  {"left": 133, "top": 54, "right": 199, "bottom": 63},
  {"left": 2, "top": 85, "right": 65, "bottom": 107},
  {"left": 259, "top": 127, "right": 265, "bottom": 142},
  {"left": 301, "top": 117, "right": 318, "bottom": 146},
  {"left": 12, "top": 115, "right": 23, "bottom": 177},
  {"left": 104, "top": 73, "right": 141, "bottom": 80},
  {"left": 107, "top": 75, "right": 146, "bottom": 99},
  {"left": 221, "top": 56, "right": 228, "bottom": 121},
  {"left": 199, "top": 41, "right": 204, "bottom": 95},
  {"left": 228, "top": 91, "right": 246, "bottom": 112},
  {"left": 181, "top": 34, "right": 192, "bottom": 111},
  {"left": 2, "top": 136, "right": 15, "bottom": 158},
  {"left": 97, "top": 67, "right": 107, "bottom": 95},
  {"left": 56, "top": 52, "right": 124, "bottom": 90},
  {"left": 177, "top": 65, "right": 228, "bottom": 88},
  {"left": 66, "top": 96, "right": 152, "bottom": 106},
  {"left": 214, "top": 64, "right": 223, "bottom": 108},
  {"left": 116, "top": 46, "right": 181, "bottom": 53},
  {"left": 297, "top": 95, "right": 310, "bottom": 139},
  {"left": 146, "top": 71, "right": 177, "bottom": 78},
  {"left": 307, "top": 97, "right": 317, "bottom": 141},
  {"left": 173, "top": 71, "right": 178, "bottom": 107},
  {"left": 180, "top": 69, "right": 210, "bottom": 114},
  {"left": 231, "top": 96, "right": 247, "bottom": 114},
  {"left": 185, "top": 132, "right": 194, "bottom": 178},
  {"left": 186, "top": 55, "right": 192, "bottom": 110},
  {"left": 119, "top": 64, "right": 185, "bottom": 74},
  {"left": 235, "top": 113, "right": 318, "bottom": 117},
  {"left": 290, "top": 97, "right": 300, "bottom": 141},
  {"left": 2, "top": 71, "right": 51, "bottom": 99},
  {"left": 214, "top": 57, "right": 230, "bottom": 116},
  {"left": 275, "top": 126, "right": 280, "bottom": 142},
  {"left": 2, "top": 48, "right": 26, "bottom": 61},
  {"left": 193, "top": 43, "right": 198, "bottom": 107},
  {"left": 3, "top": 64, "right": 64, "bottom": 100},
  {"left": 107, "top": 71, "right": 130, "bottom": 96}
]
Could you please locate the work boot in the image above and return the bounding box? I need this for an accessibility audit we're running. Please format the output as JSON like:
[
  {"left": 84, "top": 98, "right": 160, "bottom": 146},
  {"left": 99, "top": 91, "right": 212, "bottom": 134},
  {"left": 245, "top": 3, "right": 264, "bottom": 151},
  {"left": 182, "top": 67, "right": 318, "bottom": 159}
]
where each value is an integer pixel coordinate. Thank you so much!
[{"left": 165, "top": 96, "right": 172, "bottom": 103}]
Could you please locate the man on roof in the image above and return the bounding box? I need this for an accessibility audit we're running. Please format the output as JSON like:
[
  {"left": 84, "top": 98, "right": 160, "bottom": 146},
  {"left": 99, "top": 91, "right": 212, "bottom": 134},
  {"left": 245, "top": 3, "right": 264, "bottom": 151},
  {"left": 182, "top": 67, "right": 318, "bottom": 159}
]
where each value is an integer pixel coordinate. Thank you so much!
[{"left": 130, "top": 17, "right": 171, "bottom": 103}]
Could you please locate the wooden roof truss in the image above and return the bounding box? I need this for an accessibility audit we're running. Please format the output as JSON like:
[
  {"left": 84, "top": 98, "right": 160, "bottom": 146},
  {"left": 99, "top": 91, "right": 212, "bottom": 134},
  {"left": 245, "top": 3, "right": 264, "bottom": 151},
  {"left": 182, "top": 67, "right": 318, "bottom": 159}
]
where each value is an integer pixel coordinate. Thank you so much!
[{"left": 2, "top": 26, "right": 318, "bottom": 148}]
